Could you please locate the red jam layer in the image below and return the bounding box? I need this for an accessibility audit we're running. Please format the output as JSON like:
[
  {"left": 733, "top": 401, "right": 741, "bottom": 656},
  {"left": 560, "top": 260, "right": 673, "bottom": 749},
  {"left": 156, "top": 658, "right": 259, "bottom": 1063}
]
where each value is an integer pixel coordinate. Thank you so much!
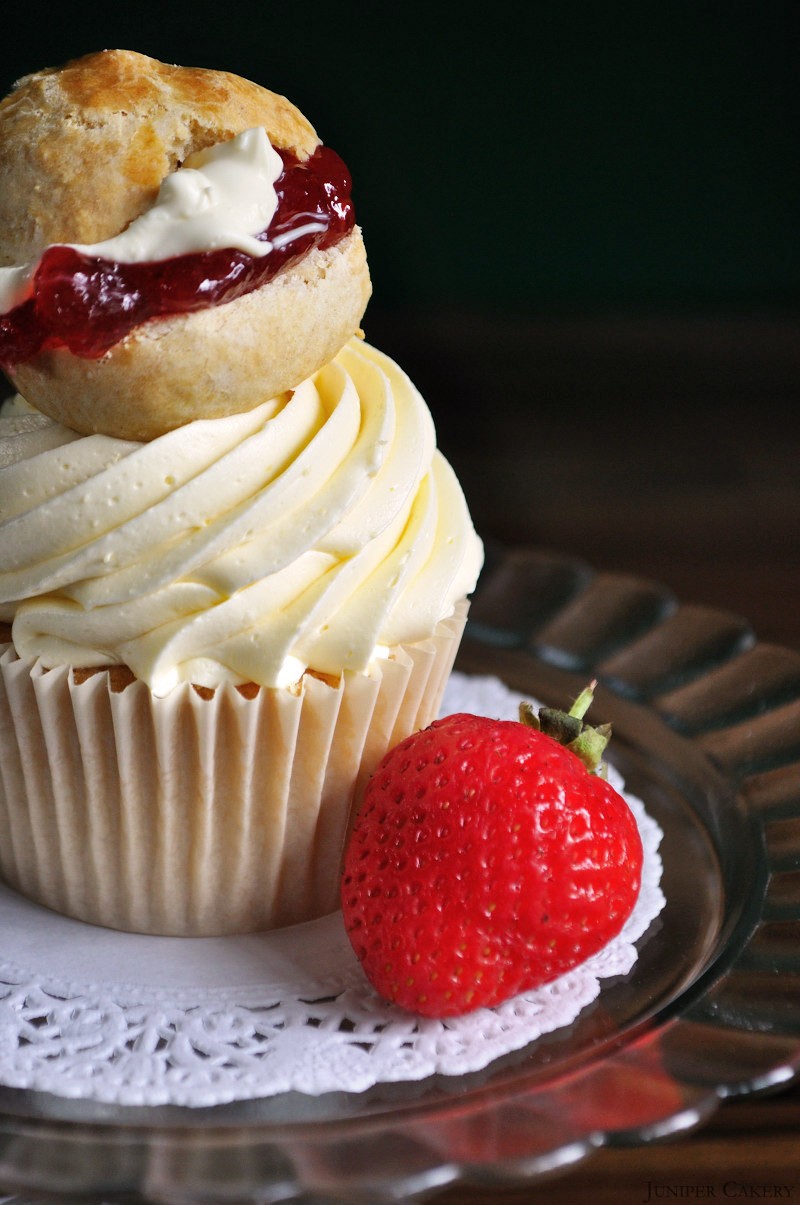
[{"left": 0, "top": 145, "right": 354, "bottom": 368}]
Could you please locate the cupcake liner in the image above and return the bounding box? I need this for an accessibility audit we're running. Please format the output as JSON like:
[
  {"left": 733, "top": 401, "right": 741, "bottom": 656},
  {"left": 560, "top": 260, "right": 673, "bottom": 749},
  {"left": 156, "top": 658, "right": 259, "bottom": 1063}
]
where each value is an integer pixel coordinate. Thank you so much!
[{"left": 0, "top": 602, "right": 468, "bottom": 936}]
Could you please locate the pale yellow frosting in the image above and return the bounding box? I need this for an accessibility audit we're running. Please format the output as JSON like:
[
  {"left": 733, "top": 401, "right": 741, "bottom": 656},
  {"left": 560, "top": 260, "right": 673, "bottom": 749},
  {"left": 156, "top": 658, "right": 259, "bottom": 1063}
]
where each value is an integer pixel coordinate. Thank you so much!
[{"left": 0, "top": 338, "right": 483, "bottom": 694}]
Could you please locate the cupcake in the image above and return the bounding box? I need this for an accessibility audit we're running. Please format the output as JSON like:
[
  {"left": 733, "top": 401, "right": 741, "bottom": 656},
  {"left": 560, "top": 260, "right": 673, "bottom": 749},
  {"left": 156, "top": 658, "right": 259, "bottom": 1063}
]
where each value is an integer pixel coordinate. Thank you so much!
[{"left": 0, "top": 52, "right": 483, "bottom": 935}]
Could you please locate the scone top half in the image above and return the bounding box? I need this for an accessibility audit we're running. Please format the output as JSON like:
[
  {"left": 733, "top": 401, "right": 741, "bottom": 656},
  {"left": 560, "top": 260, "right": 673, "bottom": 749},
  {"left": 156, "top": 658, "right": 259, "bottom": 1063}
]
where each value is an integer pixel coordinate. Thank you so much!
[{"left": 0, "top": 50, "right": 371, "bottom": 440}]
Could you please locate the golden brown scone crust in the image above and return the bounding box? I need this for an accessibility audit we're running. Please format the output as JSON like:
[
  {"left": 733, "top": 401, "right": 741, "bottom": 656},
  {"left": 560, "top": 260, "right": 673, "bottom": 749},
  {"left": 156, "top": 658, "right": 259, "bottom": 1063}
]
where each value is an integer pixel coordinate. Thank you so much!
[
  {"left": 13, "top": 229, "right": 372, "bottom": 440},
  {"left": 0, "top": 49, "right": 371, "bottom": 436},
  {"left": 0, "top": 48, "right": 320, "bottom": 264}
]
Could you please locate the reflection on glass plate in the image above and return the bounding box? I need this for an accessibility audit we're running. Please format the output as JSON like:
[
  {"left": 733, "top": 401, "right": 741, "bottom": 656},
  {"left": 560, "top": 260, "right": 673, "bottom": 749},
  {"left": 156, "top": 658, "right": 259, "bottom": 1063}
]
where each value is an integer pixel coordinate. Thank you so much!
[{"left": 0, "top": 545, "right": 798, "bottom": 1202}]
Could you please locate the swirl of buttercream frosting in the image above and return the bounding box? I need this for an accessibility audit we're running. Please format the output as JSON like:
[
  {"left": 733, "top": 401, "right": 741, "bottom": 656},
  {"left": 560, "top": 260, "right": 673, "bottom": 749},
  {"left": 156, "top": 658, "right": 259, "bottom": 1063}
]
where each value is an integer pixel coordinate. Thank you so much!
[{"left": 0, "top": 338, "right": 483, "bottom": 695}]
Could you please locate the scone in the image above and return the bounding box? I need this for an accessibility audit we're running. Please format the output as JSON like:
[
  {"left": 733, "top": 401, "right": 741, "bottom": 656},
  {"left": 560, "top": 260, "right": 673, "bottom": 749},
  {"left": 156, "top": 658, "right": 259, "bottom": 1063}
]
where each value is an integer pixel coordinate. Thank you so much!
[
  {"left": 0, "top": 49, "right": 371, "bottom": 440},
  {"left": 0, "top": 52, "right": 483, "bottom": 936}
]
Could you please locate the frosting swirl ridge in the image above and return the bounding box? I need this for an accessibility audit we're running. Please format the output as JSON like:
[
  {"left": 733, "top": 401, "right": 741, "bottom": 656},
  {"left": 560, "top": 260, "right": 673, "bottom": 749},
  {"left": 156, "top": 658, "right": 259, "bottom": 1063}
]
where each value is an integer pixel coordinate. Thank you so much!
[{"left": 0, "top": 338, "right": 483, "bottom": 694}]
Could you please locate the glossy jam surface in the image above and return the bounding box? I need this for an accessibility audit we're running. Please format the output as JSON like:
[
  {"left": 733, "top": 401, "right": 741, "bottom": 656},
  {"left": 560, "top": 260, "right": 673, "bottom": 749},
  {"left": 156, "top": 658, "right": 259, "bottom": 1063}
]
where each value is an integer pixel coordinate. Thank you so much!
[{"left": 0, "top": 146, "right": 354, "bottom": 368}]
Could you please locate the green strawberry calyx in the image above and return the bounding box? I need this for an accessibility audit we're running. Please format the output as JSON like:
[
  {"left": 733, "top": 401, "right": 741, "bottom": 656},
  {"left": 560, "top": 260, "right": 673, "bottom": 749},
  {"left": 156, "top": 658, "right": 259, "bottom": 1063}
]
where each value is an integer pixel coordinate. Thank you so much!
[{"left": 519, "top": 679, "right": 611, "bottom": 776}]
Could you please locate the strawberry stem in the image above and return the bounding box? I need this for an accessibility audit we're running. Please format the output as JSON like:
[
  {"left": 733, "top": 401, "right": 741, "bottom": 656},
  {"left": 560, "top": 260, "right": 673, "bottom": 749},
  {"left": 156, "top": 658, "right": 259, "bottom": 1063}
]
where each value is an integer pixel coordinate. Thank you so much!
[
  {"left": 569, "top": 679, "right": 597, "bottom": 722},
  {"left": 519, "top": 680, "right": 611, "bottom": 776}
]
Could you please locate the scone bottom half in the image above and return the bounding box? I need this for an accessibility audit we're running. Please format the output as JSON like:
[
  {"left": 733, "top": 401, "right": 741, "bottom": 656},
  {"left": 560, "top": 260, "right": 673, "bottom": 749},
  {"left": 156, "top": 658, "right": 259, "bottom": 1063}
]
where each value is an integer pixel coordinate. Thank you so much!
[{"left": 0, "top": 49, "right": 372, "bottom": 441}]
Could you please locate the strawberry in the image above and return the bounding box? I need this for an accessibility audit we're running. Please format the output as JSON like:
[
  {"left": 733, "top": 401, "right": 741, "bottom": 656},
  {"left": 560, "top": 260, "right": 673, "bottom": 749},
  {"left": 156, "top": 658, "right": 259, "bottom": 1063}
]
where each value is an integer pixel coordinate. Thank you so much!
[{"left": 341, "top": 683, "right": 643, "bottom": 1017}]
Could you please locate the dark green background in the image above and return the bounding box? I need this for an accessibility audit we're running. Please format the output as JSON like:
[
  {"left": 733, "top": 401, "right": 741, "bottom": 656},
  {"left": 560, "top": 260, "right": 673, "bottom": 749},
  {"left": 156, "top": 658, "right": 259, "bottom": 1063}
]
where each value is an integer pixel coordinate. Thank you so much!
[{"left": 4, "top": 1, "right": 799, "bottom": 318}]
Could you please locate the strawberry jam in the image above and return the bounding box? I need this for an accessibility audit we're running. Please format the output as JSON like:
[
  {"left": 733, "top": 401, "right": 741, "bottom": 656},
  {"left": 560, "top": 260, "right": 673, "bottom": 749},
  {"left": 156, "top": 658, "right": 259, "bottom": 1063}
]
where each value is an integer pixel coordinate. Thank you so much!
[{"left": 0, "top": 145, "right": 354, "bottom": 368}]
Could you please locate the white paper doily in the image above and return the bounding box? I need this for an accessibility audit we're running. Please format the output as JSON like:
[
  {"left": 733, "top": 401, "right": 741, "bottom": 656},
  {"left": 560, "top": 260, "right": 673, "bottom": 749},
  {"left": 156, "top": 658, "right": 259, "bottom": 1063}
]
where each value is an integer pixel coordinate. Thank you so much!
[{"left": 0, "top": 673, "right": 665, "bottom": 1107}]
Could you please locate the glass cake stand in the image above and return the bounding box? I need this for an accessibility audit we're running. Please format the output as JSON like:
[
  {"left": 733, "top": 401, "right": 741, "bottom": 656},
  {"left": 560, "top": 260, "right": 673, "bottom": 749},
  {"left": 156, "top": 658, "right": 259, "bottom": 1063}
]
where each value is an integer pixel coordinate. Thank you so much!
[{"left": 0, "top": 545, "right": 798, "bottom": 1202}]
